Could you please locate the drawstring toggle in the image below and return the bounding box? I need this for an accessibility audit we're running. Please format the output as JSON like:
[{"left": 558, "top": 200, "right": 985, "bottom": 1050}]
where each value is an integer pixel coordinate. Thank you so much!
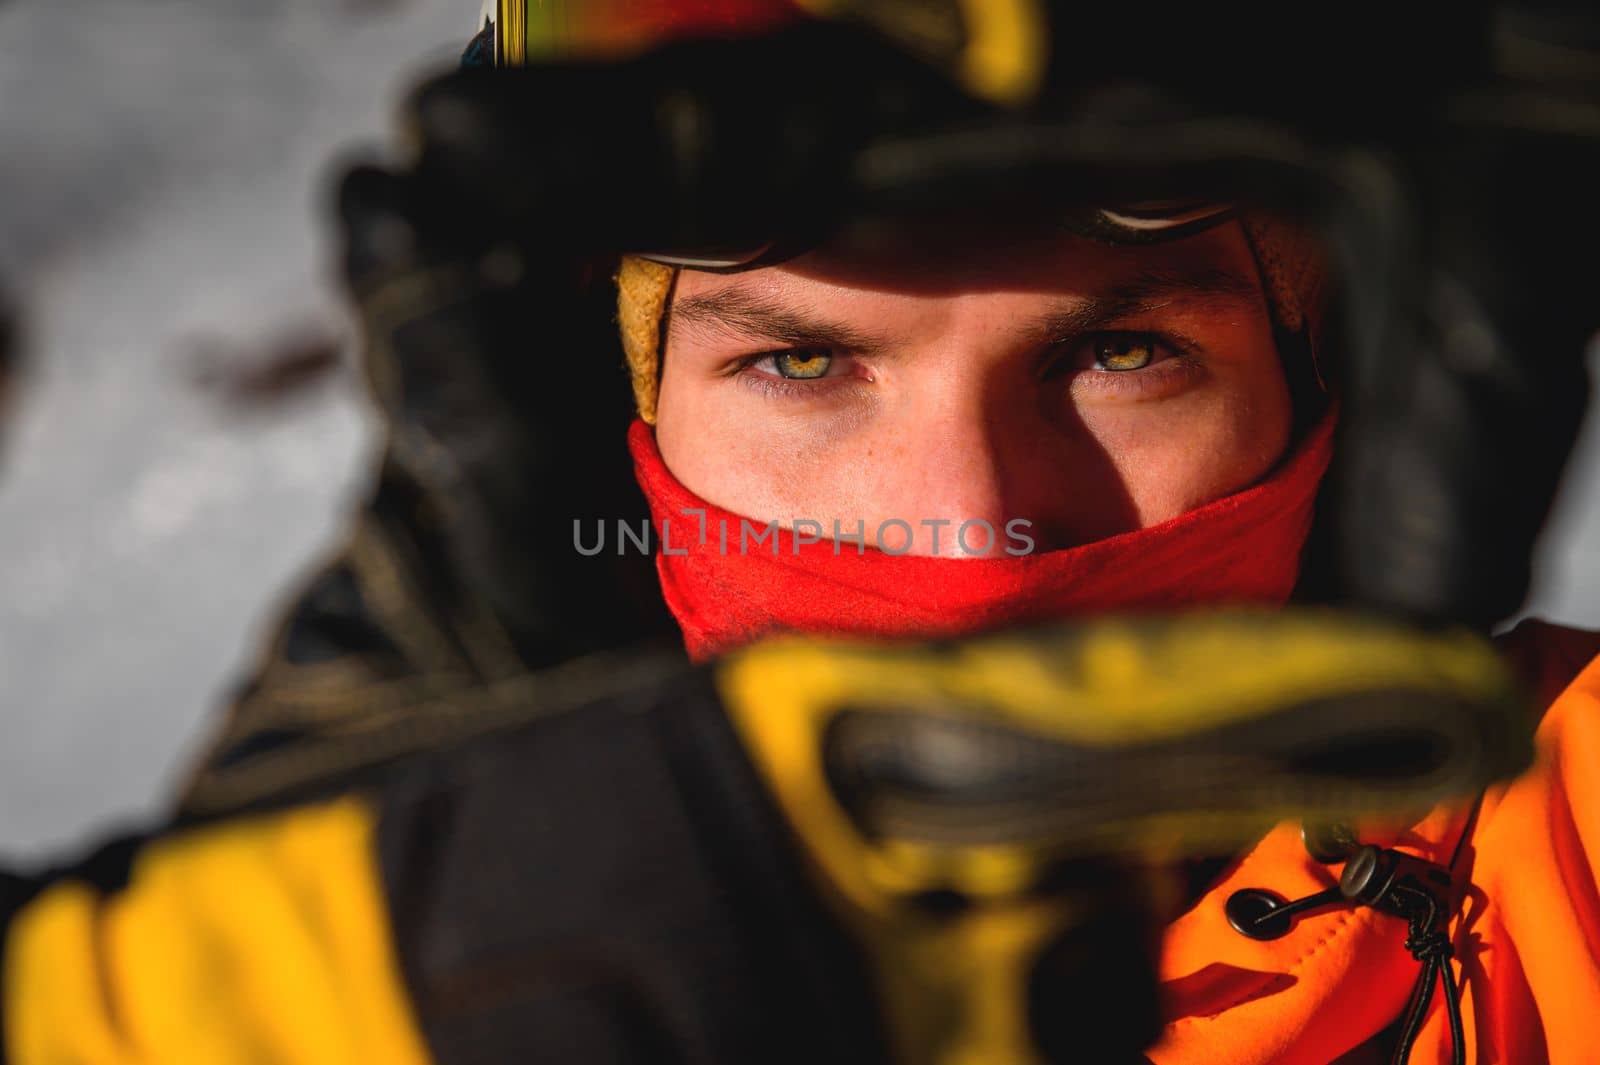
[{"left": 1224, "top": 843, "right": 1466, "bottom": 1065}]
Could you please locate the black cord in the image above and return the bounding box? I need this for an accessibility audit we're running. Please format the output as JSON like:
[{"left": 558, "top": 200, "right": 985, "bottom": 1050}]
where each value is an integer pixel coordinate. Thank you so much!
[
  {"left": 1441, "top": 945, "right": 1467, "bottom": 1061},
  {"left": 1432, "top": 792, "right": 1486, "bottom": 1065},
  {"left": 1390, "top": 793, "right": 1483, "bottom": 1065},
  {"left": 1390, "top": 886, "right": 1465, "bottom": 1065},
  {"left": 1391, "top": 956, "right": 1437, "bottom": 1063}
]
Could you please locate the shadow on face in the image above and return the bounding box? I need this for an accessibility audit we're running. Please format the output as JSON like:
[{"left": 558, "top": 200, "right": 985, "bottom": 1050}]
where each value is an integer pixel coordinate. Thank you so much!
[{"left": 654, "top": 220, "right": 1292, "bottom": 557}]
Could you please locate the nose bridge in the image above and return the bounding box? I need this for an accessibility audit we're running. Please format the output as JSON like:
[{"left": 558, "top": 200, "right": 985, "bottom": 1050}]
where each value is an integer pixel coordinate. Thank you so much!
[{"left": 892, "top": 341, "right": 1020, "bottom": 557}]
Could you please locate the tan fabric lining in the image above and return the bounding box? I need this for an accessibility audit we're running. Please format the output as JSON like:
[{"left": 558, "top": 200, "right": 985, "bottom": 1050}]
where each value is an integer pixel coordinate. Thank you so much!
[{"left": 615, "top": 256, "right": 677, "bottom": 425}]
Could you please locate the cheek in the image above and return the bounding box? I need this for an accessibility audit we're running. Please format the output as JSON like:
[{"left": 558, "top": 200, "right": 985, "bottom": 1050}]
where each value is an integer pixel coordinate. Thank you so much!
[
  {"left": 655, "top": 368, "right": 746, "bottom": 509},
  {"left": 1074, "top": 369, "right": 1292, "bottom": 526},
  {"left": 656, "top": 363, "right": 867, "bottom": 521},
  {"left": 1067, "top": 308, "right": 1292, "bottom": 524}
]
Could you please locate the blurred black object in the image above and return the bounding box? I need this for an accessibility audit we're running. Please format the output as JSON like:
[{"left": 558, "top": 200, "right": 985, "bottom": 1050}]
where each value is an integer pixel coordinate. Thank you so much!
[{"left": 333, "top": 162, "right": 674, "bottom": 667}]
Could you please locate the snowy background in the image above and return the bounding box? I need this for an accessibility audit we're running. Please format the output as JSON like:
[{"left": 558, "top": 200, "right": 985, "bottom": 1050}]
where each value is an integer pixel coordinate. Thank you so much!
[
  {"left": 0, "top": 0, "right": 470, "bottom": 858},
  {"left": 0, "top": 1, "right": 1597, "bottom": 859}
]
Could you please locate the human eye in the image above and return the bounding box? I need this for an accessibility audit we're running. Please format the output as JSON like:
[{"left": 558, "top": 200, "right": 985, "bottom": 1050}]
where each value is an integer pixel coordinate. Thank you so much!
[
  {"left": 1042, "top": 329, "right": 1205, "bottom": 401},
  {"left": 748, "top": 348, "right": 840, "bottom": 380},
  {"left": 1088, "top": 332, "right": 1169, "bottom": 371},
  {"left": 731, "top": 346, "right": 868, "bottom": 401},
  {"left": 1045, "top": 330, "right": 1177, "bottom": 376}
]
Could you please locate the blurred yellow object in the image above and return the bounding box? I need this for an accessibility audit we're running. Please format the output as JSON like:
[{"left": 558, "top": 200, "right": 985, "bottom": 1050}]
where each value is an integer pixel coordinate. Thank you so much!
[
  {"left": 794, "top": 0, "right": 1046, "bottom": 104},
  {"left": 4, "top": 799, "right": 429, "bottom": 1065},
  {"left": 717, "top": 607, "right": 1529, "bottom": 1065}
]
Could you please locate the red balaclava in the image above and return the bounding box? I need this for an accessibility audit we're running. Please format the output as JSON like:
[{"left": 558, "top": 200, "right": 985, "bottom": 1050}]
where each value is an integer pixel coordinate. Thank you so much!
[{"left": 617, "top": 217, "right": 1332, "bottom": 661}]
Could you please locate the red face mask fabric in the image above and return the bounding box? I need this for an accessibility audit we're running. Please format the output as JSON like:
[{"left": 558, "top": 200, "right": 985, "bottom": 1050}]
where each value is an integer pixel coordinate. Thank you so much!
[{"left": 627, "top": 411, "right": 1336, "bottom": 662}]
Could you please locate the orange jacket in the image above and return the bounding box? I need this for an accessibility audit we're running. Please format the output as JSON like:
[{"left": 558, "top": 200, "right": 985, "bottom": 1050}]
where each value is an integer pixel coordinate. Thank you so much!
[{"left": 1151, "top": 621, "right": 1600, "bottom": 1064}]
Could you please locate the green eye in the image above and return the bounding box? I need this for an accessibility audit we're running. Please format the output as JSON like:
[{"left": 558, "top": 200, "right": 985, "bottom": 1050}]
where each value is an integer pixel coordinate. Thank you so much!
[
  {"left": 773, "top": 350, "right": 833, "bottom": 379},
  {"left": 1094, "top": 335, "right": 1156, "bottom": 371}
]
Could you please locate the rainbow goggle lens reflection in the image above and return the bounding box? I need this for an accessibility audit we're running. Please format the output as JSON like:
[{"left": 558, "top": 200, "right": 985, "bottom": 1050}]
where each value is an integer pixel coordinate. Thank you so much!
[{"left": 490, "top": 0, "right": 799, "bottom": 67}]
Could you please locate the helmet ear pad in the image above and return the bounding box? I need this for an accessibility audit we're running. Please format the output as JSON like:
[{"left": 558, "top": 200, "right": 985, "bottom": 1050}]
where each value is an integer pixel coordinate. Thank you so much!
[{"left": 616, "top": 257, "right": 677, "bottom": 427}]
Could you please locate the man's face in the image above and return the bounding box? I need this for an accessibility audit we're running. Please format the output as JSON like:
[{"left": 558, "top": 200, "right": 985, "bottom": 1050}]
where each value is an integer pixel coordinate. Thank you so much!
[{"left": 654, "top": 221, "right": 1292, "bottom": 556}]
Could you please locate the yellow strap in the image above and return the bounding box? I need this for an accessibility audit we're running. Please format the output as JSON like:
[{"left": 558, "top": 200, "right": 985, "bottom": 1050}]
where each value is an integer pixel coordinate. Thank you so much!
[
  {"left": 954, "top": 0, "right": 1046, "bottom": 105},
  {"left": 796, "top": 0, "right": 1047, "bottom": 105},
  {"left": 5, "top": 798, "right": 432, "bottom": 1065}
]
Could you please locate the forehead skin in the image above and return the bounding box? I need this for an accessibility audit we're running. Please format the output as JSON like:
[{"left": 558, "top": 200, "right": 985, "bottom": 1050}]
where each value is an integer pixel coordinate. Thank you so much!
[{"left": 653, "top": 221, "right": 1291, "bottom": 556}]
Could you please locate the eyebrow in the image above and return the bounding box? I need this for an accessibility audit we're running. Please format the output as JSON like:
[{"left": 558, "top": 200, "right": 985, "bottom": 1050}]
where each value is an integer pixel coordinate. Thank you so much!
[
  {"left": 1029, "top": 262, "right": 1264, "bottom": 343},
  {"left": 667, "top": 260, "right": 1262, "bottom": 354},
  {"left": 668, "top": 287, "right": 887, "bottom": 355}
]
